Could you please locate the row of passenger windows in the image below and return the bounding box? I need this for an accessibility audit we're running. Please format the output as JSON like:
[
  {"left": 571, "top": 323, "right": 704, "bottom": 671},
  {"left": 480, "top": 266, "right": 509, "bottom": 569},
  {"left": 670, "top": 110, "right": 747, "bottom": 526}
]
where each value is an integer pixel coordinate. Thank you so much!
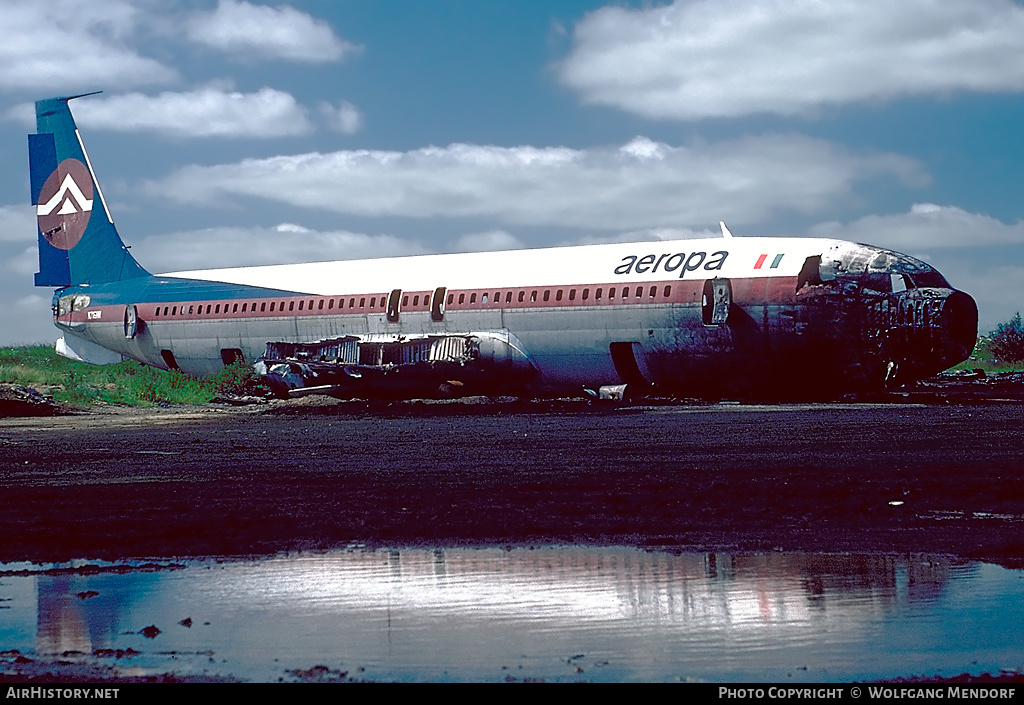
[
  {"left": 150, "top": 284, "right": 676, "bottom": 318},
  {"left": 447, "top": 285, "right": 673, "bottom": 305},
  {"left": 153, "top": 296, "right": 390, "bottom": 317}
]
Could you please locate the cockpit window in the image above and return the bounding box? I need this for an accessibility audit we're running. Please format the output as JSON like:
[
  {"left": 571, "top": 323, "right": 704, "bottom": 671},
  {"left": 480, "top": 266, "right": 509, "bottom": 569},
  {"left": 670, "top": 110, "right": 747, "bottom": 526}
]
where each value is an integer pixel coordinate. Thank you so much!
[
  {"left": 907, "top": 271, "right": 950, "bottom": 289},
  {"left": 862, "top": 273, "right": 891, "bottom": 293}
]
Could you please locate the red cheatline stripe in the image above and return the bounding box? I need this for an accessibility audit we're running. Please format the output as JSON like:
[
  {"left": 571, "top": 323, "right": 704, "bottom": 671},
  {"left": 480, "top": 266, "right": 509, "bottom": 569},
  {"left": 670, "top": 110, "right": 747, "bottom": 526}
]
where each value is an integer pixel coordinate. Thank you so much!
[{"left": 754, "top": 254, "right": 768, "bottom": 269}]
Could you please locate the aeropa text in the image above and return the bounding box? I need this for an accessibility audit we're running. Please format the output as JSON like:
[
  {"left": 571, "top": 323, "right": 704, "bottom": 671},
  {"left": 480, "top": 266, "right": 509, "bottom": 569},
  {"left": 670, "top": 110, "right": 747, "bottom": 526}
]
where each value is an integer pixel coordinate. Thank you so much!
[{"left": 614, "top": 251, "right": 728, "bottom": 278}]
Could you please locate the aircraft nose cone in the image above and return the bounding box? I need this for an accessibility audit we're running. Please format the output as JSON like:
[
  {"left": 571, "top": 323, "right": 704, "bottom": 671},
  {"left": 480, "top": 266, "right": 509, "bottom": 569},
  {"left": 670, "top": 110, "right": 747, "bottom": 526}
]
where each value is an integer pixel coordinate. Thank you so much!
[{"left": 942, "top": 290, "right": 978, "bottom": 363}]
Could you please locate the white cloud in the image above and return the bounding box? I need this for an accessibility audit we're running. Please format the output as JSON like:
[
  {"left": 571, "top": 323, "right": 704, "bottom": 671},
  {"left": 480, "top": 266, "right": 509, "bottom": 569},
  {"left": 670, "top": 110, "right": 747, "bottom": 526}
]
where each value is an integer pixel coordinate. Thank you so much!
[
  {"left": 15, "top": 294, "right": 48, "bottom": 309},
  {"left": 138, "top": 223, "right": 428, "bottom": 273},
  {"left": 0, "top": 290, "right": 55, "bottom": 347},
  {"left": 0, "top": 205, "right": 36, "bottom": 243},
  {"left": 319, "top": 101, "right": 364, "bottom": 135},
  {"left": 57, "top": 88, "right": 315, "bottom": 138},
  {"left": 946, "top": 264, "right": 1024, "bottom": 334},
  {"left": 147, "top": 134, "right": 924, "bottom": 230},
  {"left": 568, "top": 226, "right": 720, "bottom": 247},
  {"left": 0, "top": 0, "right": 176, "bottom": 92},
  {"left": 452, "top": 230, "right": 523, "bottom": 253},
  {"left": 558, "top": 0, "right": 1024, "bottom": 120},
  {"left": 186, "top": 0, "right": 360, "bottom": 63},
  {"left": 808, "top": 204, "right": 1024, "bottom": 250},
  {"left": 3, "top": 246, "right": 38, "bottom": 276}
]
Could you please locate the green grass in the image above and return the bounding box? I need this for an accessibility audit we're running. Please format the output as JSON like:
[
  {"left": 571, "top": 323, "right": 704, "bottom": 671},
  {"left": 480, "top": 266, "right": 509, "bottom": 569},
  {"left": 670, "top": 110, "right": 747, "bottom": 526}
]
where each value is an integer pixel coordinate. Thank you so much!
[
  {"left": 950, "top": 336, "right": 1023, "bottom": 374},
  {"left": 0, "top": 345, "right": 266, "bottom": 407}
]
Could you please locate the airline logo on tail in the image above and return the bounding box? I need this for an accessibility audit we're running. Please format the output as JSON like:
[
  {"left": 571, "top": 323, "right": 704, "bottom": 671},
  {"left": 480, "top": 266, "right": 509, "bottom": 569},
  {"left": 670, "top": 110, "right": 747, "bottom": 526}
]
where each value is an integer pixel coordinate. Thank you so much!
[{"left": 36, "top": 158, "right": 93, "bottom": 250}]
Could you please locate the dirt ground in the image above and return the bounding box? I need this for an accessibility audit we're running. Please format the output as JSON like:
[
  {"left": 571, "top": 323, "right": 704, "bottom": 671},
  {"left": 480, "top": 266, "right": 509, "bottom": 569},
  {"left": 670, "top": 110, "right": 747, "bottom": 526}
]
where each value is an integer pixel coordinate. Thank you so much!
[{"left": 2, "top": 398, "right": 1023, "bottom": 566}]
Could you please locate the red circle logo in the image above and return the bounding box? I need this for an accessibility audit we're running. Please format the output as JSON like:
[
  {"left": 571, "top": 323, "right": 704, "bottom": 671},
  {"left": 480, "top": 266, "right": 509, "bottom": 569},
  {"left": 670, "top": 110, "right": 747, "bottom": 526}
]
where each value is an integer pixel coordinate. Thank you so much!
[{"left": 36, "top": 159, "right": 94, "bottom": 250}]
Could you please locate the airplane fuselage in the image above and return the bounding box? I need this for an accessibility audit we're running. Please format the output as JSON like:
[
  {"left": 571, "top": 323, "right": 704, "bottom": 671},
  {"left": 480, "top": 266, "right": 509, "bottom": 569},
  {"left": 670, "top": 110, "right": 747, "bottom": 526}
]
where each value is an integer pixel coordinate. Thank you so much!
[{"left": 52, "top": 235, "right": 978, "bottom": 400}]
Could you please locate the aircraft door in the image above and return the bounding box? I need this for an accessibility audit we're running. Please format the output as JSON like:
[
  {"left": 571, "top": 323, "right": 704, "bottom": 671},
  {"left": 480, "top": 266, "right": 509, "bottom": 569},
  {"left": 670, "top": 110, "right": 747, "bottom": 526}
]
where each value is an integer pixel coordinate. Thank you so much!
[
  {"left": 702, "top": 279, "right": 731, "bottom": 325},
  {"left": 431, "top": 287, "right": 446, "bottom": 322},
  {"left": 387, "top": 289, "right": 402, "bottom": 322},
  {"left": 124, "top": 304, "right": 138, "bottom": 339},
  {"left": 609, "top": 341, "right": 652, "bottom": 387}
]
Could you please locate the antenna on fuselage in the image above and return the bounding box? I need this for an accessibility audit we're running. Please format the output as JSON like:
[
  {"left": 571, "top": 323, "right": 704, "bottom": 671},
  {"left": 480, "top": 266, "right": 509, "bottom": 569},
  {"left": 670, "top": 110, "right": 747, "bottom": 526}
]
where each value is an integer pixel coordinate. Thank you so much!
[{"left": 719, "top": 221, "right": 734, "bottom": 238}]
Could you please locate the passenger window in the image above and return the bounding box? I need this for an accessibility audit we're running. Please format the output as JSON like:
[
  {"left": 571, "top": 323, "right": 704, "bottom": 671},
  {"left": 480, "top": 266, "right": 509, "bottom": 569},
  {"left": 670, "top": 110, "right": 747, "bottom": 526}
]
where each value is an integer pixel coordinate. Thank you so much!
[
  {"left": 206, "top": 305, "right": 212, "bottom": 314},
  {"left": 569, "top": 289, "right": 576, "bottom": 301},
  {"left": 172, "top": 306, "right": 177, "bottom": 315},
  {"left": 403, "top": 295, "right": 409, "bottom": 306},
  {"left": 609, "top": 288, "right": 615, "bottom": 299},
  {"left": 555, "top": 290, "right": 563, "bottom": 301},
  {"left": 318, "top": 299, "right": 324, "bottom": 310},
  {"left": 505, "top": 291, "right": 512, "bottom": 304},
  {"left": 459, "top": 293, "right": 465, "bottom": 304},
  {"left": 596, "top": 288, "right": 602, "bottom": 300},
  {"left": 413, "top": 295, "right": 419, "bottom": 306},
  {"left": 215, "top": 304, "right": 220, "bottom": 314},
  {"left": 478, "top": 293, "right": 484, "bottom": 304},
  {"left": 309, "top": 300, "right": 314, "bottom": 310},
  {"left": 328, "top": 299, "right": 334, "bottom": 309},
  {"left": 664, "top": 285, "right": 671, "bottom": 297},
  {"left": 531, "top": 291, "right": 537, "bottom": 302},
  {"left": 582, "top": 289, "right": 589, "bottom": 301},
  {"left": 448, "top": 294, "right": 454, "bottom": 305},
  {"left": 360, "top": 297, "right": 366, "bottom": 308},
  {"left": 649, "top": 286, "right": 656, "bottom": 298},
  {"left": 298, "top": 301, "right": 304, "bottom": 311}
]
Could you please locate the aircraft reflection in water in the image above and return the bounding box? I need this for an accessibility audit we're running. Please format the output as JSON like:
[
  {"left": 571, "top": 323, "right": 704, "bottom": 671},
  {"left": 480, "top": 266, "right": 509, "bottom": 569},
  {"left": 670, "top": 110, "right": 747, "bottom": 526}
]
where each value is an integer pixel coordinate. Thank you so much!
[
  {"left": 8, "top": 548, "right": 1020, "bottom": 682},
  {"left": 32, "top": 94, "right": 977, "bottom": 401}
]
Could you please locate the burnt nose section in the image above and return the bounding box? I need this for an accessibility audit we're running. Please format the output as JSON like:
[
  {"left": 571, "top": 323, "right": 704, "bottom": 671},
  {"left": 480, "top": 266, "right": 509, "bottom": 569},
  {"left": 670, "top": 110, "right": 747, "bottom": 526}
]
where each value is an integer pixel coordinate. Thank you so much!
[{"left": 942, "top": 290, "right": 978, "bottom": 364}]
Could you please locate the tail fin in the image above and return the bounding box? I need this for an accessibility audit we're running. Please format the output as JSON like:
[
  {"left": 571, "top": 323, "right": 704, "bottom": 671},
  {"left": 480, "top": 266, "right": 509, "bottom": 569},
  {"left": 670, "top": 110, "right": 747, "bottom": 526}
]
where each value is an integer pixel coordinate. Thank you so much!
[{"left": 30, "top": 94, "right": 148, "bottom": 286}]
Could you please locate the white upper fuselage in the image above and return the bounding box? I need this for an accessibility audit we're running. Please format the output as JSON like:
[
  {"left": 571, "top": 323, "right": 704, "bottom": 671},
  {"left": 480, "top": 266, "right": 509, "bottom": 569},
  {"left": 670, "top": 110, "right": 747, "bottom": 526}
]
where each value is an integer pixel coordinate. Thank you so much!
[{"left": 161, "top": 236, "right": 837, "bottom": 294}]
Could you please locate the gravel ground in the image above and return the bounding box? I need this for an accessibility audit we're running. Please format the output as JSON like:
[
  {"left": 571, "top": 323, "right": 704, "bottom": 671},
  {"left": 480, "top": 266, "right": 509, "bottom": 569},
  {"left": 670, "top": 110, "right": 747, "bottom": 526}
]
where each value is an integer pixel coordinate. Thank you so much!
[{"left": 1, "top": 398, "right": 1023, "bottom": 566}]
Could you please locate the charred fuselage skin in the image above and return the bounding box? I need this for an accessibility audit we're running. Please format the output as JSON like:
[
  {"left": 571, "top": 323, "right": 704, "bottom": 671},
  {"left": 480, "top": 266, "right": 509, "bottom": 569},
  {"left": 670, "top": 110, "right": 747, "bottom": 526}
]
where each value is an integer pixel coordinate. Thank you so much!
[{"left": 644, "top": 242, "right": 977, "bottom": 399}]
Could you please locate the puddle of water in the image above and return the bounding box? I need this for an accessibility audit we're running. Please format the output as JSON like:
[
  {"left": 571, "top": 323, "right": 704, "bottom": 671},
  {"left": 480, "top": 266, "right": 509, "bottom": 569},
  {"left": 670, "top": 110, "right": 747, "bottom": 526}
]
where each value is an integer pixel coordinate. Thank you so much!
[{"left": 1, "top": 548, "right": 1022, "bottom": 682}]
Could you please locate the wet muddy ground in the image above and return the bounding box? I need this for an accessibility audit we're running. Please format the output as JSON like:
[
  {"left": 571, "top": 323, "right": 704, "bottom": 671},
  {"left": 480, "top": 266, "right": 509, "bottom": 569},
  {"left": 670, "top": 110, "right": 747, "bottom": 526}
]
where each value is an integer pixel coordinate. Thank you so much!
[{"left": 2, "top": 399, "right": 1023, "bottom": 566}]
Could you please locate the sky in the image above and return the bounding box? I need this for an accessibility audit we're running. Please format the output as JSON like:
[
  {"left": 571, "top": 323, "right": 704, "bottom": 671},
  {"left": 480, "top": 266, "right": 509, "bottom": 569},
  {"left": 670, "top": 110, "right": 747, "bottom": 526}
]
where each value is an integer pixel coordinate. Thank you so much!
[{"left": 2, "top": 0, "right": 1024, "bottom": 346}]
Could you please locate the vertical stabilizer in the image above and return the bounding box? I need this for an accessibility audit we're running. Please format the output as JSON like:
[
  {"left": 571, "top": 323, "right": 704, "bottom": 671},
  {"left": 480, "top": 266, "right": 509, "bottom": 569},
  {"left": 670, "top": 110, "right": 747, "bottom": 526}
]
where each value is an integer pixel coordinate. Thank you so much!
[{"left": 31, "top": 94, "right": 148, "bottom": 286}]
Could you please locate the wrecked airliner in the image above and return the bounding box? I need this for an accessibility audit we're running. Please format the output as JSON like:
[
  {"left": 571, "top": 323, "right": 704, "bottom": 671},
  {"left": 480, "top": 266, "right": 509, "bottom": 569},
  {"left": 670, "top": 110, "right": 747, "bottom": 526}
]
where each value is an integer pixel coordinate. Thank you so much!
[{"left": 32, "top": 95, "right": 978, "bottom": 401}]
